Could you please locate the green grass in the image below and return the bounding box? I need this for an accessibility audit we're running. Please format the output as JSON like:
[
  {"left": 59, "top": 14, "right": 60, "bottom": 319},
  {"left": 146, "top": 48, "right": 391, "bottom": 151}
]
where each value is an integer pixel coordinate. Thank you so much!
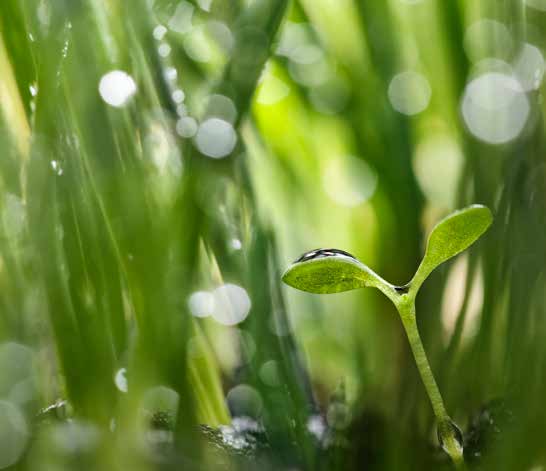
[{"left": 1, "top": 0, "right": 546, "bottom": 470}]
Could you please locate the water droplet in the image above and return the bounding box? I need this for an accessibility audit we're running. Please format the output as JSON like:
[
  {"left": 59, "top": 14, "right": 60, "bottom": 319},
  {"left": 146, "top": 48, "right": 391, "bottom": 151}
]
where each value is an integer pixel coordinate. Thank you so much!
[
  {"left": 98, "top": 70, "right": 137, "bottom": 108},
  {"left": 211, "top": 284, "right": 251, "bottom": 326},
  {"left": 388, "top": 71, "right": 431, "bottom": 115},
  {"left": 176, "top": 116, "right": 198, "bottom": 138},
  {"left": 195, "top": 118, "right": 237, "bottom": 159},
  {"left": 187, "top": 290, "right": 214, "bottom": 318},
  {"left": 295, "top": 248, "right": 357, "bottom": 263},
  {"left": 50, "top": 160, "right": 63, "bottom": 175},
  {"left": 114, "top": 368, "right": 128, "bottom": 393},
  {"left": 29, "top": 83, "right": 38, "bottom": 97},
  {"left": 437, "top": 420, "right": 464, "bottom": 456},
  {"left": 0, "top": 401, "right": 28, "bottom": 467},
  {"left": 461, "top": 72, "right": 529, "bottom": 144}
]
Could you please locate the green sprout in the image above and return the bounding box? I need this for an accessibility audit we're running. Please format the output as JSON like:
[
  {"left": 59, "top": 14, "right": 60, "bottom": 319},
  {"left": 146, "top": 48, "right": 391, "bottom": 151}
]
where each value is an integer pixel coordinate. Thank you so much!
[{"left": 282, "top": 205, "right": 493, "bottom": 468}]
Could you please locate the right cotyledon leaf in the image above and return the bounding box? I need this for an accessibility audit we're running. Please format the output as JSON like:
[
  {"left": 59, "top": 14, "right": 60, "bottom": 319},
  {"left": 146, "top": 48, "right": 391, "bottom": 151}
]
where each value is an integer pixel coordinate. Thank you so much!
[{"left": 410, "top": 205, "right": 493, "bottom": 292}]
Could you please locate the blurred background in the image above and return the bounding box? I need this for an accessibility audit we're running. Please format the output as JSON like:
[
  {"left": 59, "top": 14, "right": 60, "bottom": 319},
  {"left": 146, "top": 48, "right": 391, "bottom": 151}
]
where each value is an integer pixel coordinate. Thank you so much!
[{"left": 1, "top": 0, "right": 546, "bottom": 469}]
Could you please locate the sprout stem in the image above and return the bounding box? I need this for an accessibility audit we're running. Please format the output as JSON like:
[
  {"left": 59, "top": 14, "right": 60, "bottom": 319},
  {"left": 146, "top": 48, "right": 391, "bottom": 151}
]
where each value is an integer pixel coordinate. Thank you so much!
[{"left": 397, "top": 300, "right": 466, "bottom": 469}]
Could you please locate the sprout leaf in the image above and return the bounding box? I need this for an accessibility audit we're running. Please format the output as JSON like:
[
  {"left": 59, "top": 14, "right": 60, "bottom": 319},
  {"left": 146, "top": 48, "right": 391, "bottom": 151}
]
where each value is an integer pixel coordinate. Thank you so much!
[
  {"left": 282, "top": 249, "right": 384, "bottom": 294},
  {"left": 410, "top": 205, "right": 493, "bottom": 292}
]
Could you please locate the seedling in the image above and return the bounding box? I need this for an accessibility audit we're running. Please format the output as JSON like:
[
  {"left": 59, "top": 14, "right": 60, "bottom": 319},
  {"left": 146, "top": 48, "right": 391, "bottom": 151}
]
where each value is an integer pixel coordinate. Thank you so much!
[{"left": 282, "top": 205, "right": 493, "bottom": 468}]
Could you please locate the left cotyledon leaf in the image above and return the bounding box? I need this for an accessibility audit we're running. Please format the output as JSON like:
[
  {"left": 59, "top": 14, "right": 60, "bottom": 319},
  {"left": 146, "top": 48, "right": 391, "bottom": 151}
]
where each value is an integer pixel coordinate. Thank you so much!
[{"left": 282, "top": 249, "right": 384, "bottom": 294}]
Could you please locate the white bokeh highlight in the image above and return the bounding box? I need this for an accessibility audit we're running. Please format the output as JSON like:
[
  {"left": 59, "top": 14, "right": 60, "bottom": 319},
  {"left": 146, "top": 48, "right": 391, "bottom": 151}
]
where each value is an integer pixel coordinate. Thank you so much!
[
  {"left": 322, "top": 156, "right": 378, "bottom": 207},
  {"left": 205, "top": 94, "right": 237, "bottom": 124},
  {"left": 461, "top": 72, "right": 530, "bottom": 145},
  {"left": 226, "top": 384, "right": 262, "bottom": 417},
  {"left": 0, "top": 401, "right": 28, "bottom": 468},
  {"left": 195, "top": 118, "right": 237, "bottom": 158},
  {"left": 51, "top": 421, "right": 100, "bottom": 454},
  {"left": 388, "top": 71, "right": 431, "bottom": 115},
  {"left": 513, "top": 43, "right": 545, "bottom": 91},
  {"left": 114, "top": 368, "right": 128, "bottom": 393},
  {"left": 413, "top": 134, "right": 463, "bottom": 208},
  {"left": 259, "top": 360, "right": 281, "bottom": 387},
  {"left": 176, "top": 117, "right": 198, "bottom": 138},
  {"left": 188, "top": 290, "right": 214, "bottom": 318},
  {"left": 98, "top": 70, "right": 137, "bottom": 108},
  {"left": 153, "top": 25, "right": 167, "bottom": 41},
  {"left": 168, "top": 1, "right": 194, "bottom": 34},
  {"left": 211, "top": 284, "right": 251, "bottom": 326},
  {"left": 463, "top": 19, "right": 513, "bottom": 63}
]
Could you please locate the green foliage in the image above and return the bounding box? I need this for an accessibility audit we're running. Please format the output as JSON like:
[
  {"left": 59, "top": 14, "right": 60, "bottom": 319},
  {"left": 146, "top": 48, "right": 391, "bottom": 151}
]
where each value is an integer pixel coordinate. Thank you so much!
[
  {"left": 410, "top": 205, "right": 493, "bottom": 293},
  {"left": 0, "top": 0, "right": 545, "bottom": 469},
  {"left": 282, "top": 249, "right": 385, "bottom": 294},
  {"left": 283, "top": 206, "right": 492, "bottom": 301},
  {"left": 282, "top": 206, "right": 493, "bottom": 467}
]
